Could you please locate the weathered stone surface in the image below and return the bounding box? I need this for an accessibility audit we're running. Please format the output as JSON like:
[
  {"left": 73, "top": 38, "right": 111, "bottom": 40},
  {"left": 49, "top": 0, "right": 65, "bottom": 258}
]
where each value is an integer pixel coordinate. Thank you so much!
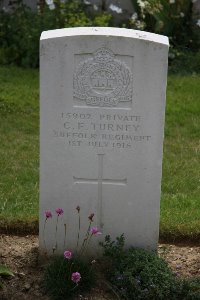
[{"left": 39, "top": 27, "right": 169, "bottom": 255}]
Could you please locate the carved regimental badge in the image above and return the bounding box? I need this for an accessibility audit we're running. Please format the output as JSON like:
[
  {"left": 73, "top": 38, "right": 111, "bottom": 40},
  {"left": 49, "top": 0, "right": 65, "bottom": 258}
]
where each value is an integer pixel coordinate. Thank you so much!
[{"left": 73, "top": 48, "right": 133, "bottom": 107}]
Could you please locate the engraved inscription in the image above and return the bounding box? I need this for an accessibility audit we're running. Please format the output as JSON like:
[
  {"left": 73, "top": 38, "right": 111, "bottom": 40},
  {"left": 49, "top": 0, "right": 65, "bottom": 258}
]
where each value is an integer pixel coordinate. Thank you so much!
[
  {"left": 52, "top": 111, "right": 151, "bottom": 150},
  {"left": 73, "top": 48, "right": 133, "bottom": 107}
]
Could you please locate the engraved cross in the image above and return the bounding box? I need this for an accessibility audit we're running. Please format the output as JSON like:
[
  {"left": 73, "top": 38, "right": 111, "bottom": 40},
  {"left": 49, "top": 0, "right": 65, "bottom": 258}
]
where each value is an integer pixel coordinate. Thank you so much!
[{"left": 73, "top": 154, "right": 127, "bottom": 229}]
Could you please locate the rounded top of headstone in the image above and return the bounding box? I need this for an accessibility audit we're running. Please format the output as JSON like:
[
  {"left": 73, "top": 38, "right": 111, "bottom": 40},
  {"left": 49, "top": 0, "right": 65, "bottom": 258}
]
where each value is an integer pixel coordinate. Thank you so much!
[{"left": 40, "top": 27, "right": 169, "bottom": 47}]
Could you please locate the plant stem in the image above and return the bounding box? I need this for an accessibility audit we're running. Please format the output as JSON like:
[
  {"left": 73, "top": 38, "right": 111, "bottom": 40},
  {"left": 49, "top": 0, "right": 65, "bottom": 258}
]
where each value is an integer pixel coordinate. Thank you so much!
[
  {"left": 76, "top": 212, "right": 81, "bottom": 252},
  {"left": 69, "top": 262, "right": 74, "bottom": 280},
  {"left": 101, "top": 280, "right": 122, "bottom": 300},
  {"left": 43, "top": 218, "right": 47, "bottom": 252},
  {"left": 81, "top": 233, "right": 93, "bottom": 256},
  {"left": 54, "top": 215, "right": 59, "bottom": 251},
  {"left": 63, "top": 223, "right": 67, "bottom": 250},
  {"left": 79, "top": 220, "right": 92, "bottom": 255},
  {"left": 70, "top": 283, "right": 79, "bottom": 291}
]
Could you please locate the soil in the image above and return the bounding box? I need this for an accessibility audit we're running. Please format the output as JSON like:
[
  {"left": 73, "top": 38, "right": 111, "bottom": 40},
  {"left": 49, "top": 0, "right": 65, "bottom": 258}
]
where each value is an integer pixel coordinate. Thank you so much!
[{"left": 0, "top": 234, "right": 199, "bottom": 300}]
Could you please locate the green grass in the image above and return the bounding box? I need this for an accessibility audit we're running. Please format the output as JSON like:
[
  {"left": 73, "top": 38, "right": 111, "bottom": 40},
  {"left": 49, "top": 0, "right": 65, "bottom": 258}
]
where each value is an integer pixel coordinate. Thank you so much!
[
  {"left": 0, "top": 66, "right": 200, "bottom": 240},
  {"left": 160, "top": 75, "right": 200, "bottom": 241},
  {"left": 0, "top": 66, "right": 39, "bottom": 232}
]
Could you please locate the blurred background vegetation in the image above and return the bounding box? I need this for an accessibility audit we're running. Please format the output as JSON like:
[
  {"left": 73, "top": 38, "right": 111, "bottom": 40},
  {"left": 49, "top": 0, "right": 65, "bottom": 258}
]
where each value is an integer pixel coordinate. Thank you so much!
[{"left": 0, "top": 0, "right": 200, "bottom": 73}]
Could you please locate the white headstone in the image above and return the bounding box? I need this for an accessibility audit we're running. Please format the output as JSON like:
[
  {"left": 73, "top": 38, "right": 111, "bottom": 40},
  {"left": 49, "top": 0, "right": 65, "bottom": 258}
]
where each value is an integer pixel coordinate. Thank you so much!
[{"left": 39, "top": 27, "right": 169, "bottom": 255}]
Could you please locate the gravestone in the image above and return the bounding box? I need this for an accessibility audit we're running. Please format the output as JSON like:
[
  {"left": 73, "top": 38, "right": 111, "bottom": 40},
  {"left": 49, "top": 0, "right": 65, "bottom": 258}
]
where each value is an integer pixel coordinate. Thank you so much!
[{"left": 39, "top": 27, "right": 169, "bottom": 255}]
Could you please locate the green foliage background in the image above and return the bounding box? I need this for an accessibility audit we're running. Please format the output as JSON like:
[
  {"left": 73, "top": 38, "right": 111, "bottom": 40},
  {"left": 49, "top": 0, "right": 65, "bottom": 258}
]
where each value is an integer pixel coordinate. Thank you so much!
[
  {"left": 0, "top": 0, "right": 200, "bottom": 71},
  {"left": 129, "top": 0, "right": 200, "bottom": 73},
  {"left": 0, "top": 0, "right": 111, "bottom": 68}
]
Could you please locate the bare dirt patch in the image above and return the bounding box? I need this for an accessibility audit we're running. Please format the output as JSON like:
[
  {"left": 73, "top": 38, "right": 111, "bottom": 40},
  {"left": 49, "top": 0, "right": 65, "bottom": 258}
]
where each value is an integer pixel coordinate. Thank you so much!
[
  {"left": 158, "top": 243, "right": 200, "bottom": 278},
  {"left": 0, "top": 235, "right": 199, "bottom": 300}
]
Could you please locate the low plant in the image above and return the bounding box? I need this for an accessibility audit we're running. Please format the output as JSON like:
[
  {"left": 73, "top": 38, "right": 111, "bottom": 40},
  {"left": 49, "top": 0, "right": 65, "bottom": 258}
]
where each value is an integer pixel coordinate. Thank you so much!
[
  {"left": 101, "top": 235, "right": 200, "bottom": 299},
  {"left": 0, "top": 265, "right": 14, "bottom": 289},
  {"left": 42, "top": 206, "right": 101, "bottom": 299},
  {"left": 101, "top": 235, "right": 176, "bottom": 299},
  {"left": 174, "top": 277, "right": 200, "bottom": 300},
  {"left": 43, "top": 256, "right": 95, "bottom": 299}
]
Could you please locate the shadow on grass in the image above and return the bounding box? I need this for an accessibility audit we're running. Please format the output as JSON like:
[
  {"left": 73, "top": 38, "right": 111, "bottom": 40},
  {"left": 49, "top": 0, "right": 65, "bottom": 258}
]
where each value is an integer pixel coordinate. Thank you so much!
[
  {"left": 0, "top": 219, "right": 200, "bottom": 246},
  {"left": 0, "top": 219, "right": 39, "bottom": 235}
]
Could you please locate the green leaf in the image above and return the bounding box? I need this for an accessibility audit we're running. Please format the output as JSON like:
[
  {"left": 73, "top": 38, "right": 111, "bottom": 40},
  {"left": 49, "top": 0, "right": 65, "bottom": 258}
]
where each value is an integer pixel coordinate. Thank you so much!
[{"left": 0, "top": 265, "right": 14, "bottom": 277}]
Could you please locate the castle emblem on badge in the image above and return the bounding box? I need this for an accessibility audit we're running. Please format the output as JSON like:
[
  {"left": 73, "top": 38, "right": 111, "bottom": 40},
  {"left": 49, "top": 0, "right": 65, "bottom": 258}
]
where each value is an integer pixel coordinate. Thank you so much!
[{"left": 73, "top": 48, "right": 133, "bottom": 107}]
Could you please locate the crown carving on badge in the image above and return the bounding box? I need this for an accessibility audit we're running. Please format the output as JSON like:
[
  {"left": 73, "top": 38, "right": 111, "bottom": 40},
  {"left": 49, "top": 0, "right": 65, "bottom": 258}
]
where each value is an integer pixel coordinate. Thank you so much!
[{"left": 73, "top": 48, "right": 133, "bottom": 107}]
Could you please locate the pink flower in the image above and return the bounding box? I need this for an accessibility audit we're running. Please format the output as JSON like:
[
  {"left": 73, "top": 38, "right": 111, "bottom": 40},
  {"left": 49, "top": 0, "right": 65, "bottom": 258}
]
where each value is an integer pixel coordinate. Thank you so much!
[
  {"left": 64, "top": 250, "right": 72, "bottom": 260},
  {"left": 71, "top": 272, "right": 81, "bottom": 283},
  {"left": 90, "top": 227, "right": 102, "bottom": 236},
  {"left": 88, "top": 213, "right": 94, "bottom": 221},
  {"left": 55, "top": 208, "right": 64, "bottom": 216},
  {"left": 45, "top": 211, "right": 52, "bottom": 219}
]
